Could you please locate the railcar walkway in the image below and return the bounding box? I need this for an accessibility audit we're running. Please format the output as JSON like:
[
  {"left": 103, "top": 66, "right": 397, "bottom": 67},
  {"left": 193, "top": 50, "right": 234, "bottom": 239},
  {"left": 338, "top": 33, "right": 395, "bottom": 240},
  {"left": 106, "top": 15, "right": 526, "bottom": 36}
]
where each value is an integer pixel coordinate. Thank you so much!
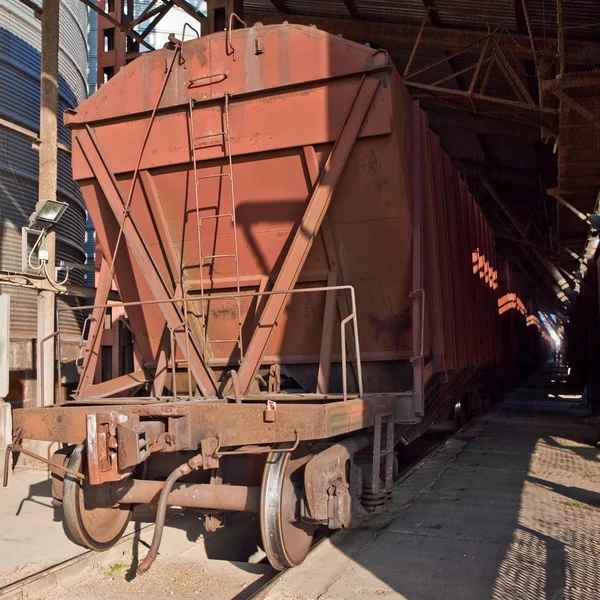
[{"left": 259, "top": 365, "right": 600, "bottom": 600}]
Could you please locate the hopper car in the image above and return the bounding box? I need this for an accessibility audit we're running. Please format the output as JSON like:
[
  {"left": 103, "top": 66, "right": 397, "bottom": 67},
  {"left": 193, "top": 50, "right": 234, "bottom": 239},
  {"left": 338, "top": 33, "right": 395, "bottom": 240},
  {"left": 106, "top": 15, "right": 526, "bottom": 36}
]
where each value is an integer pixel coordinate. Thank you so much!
[{"left": 6, "top": 22, "right": 539, "bottom": 573}]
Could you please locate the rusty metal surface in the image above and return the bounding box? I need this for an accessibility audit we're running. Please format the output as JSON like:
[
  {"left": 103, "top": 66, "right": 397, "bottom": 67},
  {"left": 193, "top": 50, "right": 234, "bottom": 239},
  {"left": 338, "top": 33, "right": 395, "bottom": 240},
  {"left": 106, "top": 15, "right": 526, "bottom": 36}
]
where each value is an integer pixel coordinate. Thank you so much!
[
  {"left": 234, "top": 72, "right": 381, "bottom": 394},
  {"left": 12, "top": 394, "right": 399, "bottom": 446},
  {"left": 304, "top": 433, "right": 369, "bottom": 524},
  {"left": 66, "top": 25, "right": 407, "bottom": 395},
  {"left": 114, "top": 480, "right": 261, "bottom": 512},
  {"left": 11, "top": 24, "right": 520, "bottom": 482}
]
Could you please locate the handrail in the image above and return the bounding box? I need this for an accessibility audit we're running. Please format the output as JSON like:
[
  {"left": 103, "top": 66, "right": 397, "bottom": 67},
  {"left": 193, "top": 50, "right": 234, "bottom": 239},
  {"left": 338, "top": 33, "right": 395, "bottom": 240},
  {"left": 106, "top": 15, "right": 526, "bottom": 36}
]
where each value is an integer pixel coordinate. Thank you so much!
[
  {"left": 55, "top": 284, "right": 363, "bottom": 403},
  {"left": 38, "top": 331, "right": 60, "bottom": 407},
  {"left": 179, "top": 22, "right": 200, "bottom": 64},
  {"left": 226, "top": 12, "right": 248, "bottom": 60}
]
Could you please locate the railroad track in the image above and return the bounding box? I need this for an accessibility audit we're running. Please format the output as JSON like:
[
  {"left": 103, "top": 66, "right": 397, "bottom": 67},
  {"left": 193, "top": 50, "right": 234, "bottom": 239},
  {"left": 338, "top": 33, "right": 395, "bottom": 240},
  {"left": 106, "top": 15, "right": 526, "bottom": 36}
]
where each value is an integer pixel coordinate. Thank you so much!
[{"left": 0, "top": 425, "right": 462, "bottom": 600}]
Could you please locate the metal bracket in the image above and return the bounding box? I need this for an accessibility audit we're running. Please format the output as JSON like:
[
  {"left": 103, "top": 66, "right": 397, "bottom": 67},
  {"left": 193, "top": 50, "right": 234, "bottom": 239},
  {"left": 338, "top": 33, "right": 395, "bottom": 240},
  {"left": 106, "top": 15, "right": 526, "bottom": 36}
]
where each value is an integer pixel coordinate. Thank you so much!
[
  {"left": 213, "top": 429, "right": 300, "bottom": 457},
  {"left": 117, "top": 420, "right": 165, "bottom": 470},
  {"left": 409, "top": 288, "right": 426, "bottom": 363},
  {"left": 87, "top": 411, "right": 133, "bottom": 484}
]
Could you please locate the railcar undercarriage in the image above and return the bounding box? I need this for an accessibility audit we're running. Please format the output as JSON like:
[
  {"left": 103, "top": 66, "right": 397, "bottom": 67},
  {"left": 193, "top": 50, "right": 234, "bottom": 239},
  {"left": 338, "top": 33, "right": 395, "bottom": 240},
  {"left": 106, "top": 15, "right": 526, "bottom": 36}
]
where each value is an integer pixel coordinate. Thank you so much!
[{"left": 9, "top": 392, "right": 417, "bottom": 571}]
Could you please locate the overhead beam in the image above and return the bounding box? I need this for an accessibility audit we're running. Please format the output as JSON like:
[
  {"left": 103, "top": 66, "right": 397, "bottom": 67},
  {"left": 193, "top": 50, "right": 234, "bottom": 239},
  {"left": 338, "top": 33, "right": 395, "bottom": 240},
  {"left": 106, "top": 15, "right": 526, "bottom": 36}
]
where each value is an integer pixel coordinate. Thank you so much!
[
  {"left": 542, "top": 71, "right": 600, "bottom": 93},
  {"left": 169, "top": 0, "right": 207, "bottom": 24},
  {"left": 485, "top": 181, "right": 573, "bottom": 303},
  {"left": 422, "top": 0, "right": 441, "bottom": 27},
  {"left": 551, "top": 89, "right": 600, "bottom": 131},
  {"left": 425, "top": 108, "right": 539, "bottom": 137},
  {"left": 406, "top": 81, "right": 556, "bottom": 127},
  {"left": 130, "top": 0, "right": 162, "bottom": 27},
  {"left": 139, "top": 4, "right": 172, "bottom": 39},
  {"left": 80, "top": 0, "right": 154, "bottom": 50},
  {"left": 245, "top": 13, "right": 600, "bottom": 64},
  {"left": 548, "top": 189, "right": 590, "bottom": 222}
]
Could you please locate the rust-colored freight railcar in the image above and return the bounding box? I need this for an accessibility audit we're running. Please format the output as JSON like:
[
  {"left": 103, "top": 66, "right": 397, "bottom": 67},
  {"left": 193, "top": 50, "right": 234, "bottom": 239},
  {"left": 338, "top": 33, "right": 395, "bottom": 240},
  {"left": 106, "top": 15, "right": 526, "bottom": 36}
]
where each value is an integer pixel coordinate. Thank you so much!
[{"left": 11, "top": 23, "right": 503, "bottom": 571}]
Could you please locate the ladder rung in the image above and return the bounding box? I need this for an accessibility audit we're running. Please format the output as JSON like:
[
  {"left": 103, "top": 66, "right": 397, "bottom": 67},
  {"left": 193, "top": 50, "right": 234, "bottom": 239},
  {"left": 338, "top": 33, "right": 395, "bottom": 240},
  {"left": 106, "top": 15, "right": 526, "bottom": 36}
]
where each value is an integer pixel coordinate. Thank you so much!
[
  {"left": 199, "top": 213, "right": 233, "bottom": 223},
  {"left": 202, "top": 253, "right": 236, "bottom": 261},
  {"left": 207, "top": 339, "right": 240, "bottom": 344},
  {"left": 196, "top": 173, "right": 231, "bottom": 181},
  {"left": 195, "top": 131, "right": 226, "bottom": 140}
]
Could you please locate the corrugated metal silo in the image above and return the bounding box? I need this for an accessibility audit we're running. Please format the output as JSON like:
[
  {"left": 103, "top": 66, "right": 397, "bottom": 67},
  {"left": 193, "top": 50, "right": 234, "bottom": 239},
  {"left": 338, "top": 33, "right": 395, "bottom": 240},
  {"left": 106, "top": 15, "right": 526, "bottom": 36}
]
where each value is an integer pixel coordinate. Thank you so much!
[{"left": 0, "top": 0, "right": 88, "bottom": 402}]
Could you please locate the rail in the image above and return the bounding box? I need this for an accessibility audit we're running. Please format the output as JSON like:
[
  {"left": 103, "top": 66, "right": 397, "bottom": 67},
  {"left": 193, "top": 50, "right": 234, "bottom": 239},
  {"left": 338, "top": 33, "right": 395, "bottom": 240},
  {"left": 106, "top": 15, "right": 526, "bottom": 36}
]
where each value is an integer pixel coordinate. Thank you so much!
[
  {"left": 41, "top": 284, "right": 363, "bottom": 404},
  {"left": 39, "top": 330, "right": 61, "bottom": 407}
]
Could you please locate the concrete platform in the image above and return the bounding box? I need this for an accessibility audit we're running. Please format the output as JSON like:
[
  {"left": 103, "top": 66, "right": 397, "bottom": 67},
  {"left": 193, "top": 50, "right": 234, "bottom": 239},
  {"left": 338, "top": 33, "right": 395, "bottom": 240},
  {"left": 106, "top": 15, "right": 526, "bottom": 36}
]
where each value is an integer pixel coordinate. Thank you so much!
[
  {"left": 261, "top": 368, "right": 600, "bottom": 600},
  {"left": 0, "top": 469, "right": 83, "bottom": 586}
]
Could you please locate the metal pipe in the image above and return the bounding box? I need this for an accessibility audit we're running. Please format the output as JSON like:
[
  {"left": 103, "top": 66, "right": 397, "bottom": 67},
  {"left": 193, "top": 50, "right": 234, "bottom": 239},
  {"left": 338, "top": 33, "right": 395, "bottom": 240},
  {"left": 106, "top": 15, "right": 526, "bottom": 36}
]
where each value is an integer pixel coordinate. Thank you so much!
[
  {"left": 520, "top": 0, "right": 539, "bottom": 83},
  {"left": 3, "top": 445, "right": 84, "bottom": 486},
  {"left": 116, "top": 480, "right": 261, "bottom": 512},
  {"left": 137, "top": 461, "right": 193, "bottom": 575}
]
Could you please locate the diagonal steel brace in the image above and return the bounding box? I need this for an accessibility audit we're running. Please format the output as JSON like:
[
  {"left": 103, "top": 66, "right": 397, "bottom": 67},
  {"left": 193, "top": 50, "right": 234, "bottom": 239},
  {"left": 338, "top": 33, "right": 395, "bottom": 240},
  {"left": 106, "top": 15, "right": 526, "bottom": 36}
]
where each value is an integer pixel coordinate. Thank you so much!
[
  {"left": 235, "top": 74, "right": 381, "bottom": 394},
  {"left": 75, "top": 126, "right": 218, "bottom": 397}
]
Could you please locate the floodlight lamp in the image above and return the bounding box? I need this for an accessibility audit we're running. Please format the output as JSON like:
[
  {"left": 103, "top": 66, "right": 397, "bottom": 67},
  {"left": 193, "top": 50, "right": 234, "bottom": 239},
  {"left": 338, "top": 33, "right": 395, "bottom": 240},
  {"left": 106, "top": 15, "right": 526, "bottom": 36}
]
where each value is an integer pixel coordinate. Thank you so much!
[{"left": 28, "top": 199, "right": 68, "bottom": 227}]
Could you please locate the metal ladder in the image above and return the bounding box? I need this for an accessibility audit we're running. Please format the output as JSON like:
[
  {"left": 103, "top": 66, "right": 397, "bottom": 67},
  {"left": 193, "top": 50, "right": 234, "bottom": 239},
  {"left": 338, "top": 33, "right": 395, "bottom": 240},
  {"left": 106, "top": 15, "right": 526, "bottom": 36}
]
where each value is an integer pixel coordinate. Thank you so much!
[{"left": 188, "top": 94, "right": 244, "bottom": 362}]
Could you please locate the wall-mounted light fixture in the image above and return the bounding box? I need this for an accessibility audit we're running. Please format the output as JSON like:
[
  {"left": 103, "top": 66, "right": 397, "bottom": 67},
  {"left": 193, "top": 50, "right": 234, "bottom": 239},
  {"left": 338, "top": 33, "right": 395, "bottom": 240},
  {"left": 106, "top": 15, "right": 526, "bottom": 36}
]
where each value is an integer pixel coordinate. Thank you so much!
[{"left": 28, "top": 199, "right": 68, "bottom": 227}]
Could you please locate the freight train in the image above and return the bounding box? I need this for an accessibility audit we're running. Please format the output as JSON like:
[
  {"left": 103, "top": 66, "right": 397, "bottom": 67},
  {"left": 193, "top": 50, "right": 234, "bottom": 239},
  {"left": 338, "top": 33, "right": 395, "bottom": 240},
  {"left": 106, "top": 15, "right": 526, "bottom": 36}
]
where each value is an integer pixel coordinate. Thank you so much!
[{"left": 7, "top": 22, "right": 544, "bottom": 572}]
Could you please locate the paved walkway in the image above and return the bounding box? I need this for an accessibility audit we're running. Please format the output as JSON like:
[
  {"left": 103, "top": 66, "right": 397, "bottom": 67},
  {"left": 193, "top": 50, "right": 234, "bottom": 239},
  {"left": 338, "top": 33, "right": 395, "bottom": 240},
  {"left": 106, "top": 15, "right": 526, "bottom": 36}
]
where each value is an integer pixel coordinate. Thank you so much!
[
  {"left": 0, "top": 468, "right": 83, "bottom": 585},
  {"left": 261, "top": 366, "right": 600, "bottom": 600}
]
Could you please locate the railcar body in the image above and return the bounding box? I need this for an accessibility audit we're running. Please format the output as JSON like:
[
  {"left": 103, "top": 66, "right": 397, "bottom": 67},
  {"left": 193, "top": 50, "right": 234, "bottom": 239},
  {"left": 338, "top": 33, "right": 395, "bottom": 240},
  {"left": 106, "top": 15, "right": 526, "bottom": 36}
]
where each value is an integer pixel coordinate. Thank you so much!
[{"left": 10, "top": 23, "right": 526, "bottom": 572}]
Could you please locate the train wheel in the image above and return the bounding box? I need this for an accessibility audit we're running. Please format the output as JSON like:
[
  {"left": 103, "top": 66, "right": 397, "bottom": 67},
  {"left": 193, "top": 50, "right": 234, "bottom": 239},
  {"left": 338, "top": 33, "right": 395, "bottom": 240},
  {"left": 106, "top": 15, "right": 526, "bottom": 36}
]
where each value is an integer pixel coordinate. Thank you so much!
[
  {"left": 260, "top": 449, "right": 316, "bottom": 570},
  {"left": 62, "top": 444, "right": 132, "bottom": 551}
]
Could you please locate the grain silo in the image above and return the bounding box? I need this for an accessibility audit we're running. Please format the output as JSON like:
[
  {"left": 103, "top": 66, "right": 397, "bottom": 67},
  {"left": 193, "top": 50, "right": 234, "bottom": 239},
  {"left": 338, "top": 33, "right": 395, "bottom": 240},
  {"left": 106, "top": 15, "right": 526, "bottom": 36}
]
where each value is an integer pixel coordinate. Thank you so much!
[{"left": 0, "top": 0, "right": 88, "bottom": 405}]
